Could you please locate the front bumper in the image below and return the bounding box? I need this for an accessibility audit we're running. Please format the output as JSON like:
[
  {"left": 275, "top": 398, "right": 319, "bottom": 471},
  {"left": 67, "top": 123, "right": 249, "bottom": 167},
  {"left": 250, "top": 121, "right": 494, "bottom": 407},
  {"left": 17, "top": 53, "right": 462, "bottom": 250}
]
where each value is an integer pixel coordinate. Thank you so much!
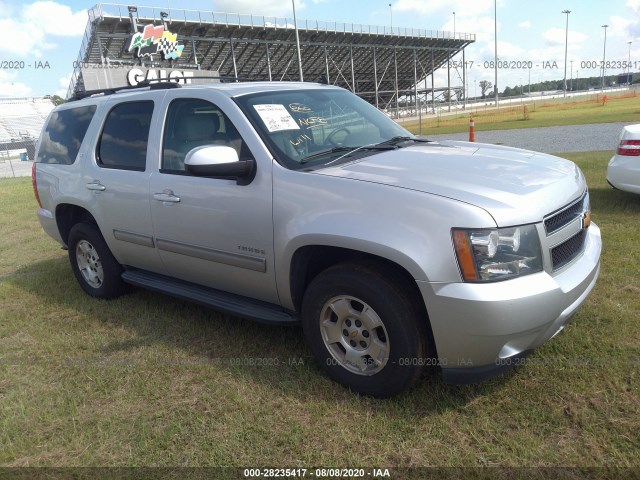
[{"left": 418, "top": 223, "right": 601, "bottom": 384}]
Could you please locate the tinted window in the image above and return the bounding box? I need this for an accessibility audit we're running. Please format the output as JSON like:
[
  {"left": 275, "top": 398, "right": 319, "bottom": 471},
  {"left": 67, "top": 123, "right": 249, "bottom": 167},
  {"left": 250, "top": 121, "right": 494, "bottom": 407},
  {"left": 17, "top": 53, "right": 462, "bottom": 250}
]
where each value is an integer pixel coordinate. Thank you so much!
[
  {"left": 162, "top": 98, "right": 249, "bottom": 173},
  {"left": 36, "top": 105, "right": 97, "bottom": 164},
  {"left": 97, "top": 101, "right": 153, "bottom": 171}
]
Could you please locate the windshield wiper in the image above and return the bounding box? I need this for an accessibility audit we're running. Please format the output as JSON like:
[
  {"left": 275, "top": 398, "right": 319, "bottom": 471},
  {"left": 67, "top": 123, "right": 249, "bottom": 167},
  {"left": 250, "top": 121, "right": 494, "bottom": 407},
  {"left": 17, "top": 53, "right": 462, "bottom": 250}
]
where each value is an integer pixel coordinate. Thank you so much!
[
  {"left": 376, "top": 136, "right": 432, "bottom": 147},
  {"left": 300, "top": 146, "right": 354, "bottom": 164},
  {"left": 301, "top": 143, "right": 396, "bottom": 165},
  {"left": 320, "top": 143, "right": 397, "bottom": 167}
]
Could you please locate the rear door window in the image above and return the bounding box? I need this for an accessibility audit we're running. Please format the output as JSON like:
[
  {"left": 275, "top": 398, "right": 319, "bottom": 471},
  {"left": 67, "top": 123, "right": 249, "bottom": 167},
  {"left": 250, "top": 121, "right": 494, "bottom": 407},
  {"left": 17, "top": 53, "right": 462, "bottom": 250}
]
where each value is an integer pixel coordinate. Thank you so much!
[{"left": 96, "top": 101, "right": 153, "bottom": 171}]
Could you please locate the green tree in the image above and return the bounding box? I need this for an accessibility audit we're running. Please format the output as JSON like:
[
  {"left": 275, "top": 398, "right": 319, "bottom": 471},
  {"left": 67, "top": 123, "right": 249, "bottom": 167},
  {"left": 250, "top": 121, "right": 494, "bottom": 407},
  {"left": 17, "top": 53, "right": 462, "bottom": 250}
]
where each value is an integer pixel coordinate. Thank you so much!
[
  {"left": 479, "top": 80, "right": 492, "bottom": 99},
  {"left": 49, "top": 95, "right": 65, "bottom": 105}
]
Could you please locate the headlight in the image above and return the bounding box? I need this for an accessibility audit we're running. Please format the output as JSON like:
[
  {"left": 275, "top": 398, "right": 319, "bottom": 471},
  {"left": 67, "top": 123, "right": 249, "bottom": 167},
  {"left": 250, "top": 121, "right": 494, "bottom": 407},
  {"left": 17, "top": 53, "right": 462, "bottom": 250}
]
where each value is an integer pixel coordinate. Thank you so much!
[{"left": 452, "top": 225, "right": 543, "bottom": 282}]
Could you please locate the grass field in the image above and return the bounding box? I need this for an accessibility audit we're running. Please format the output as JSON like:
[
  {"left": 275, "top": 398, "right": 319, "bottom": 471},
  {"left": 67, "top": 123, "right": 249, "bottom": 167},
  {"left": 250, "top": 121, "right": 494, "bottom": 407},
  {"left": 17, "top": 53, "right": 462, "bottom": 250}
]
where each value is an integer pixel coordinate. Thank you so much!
[
  {"left": 403, "top": 91, "right": 640, "bottom": 135},
  {"left": 1, "top": 152, "right": 639, "bottom": 471}
]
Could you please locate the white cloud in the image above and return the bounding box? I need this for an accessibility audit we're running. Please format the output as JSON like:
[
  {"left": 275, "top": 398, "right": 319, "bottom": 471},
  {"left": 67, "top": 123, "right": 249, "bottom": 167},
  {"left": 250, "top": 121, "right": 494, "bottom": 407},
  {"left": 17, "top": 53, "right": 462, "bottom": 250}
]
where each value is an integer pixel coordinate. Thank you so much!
[
  {"left": 518, "top": 20, "right": 531, "bottom": 29},
  {"left": 607, "top": 14, "right": 640, "bottom": 41},
  {"left": 616, "top": 1, "right": 640, "bottom": 39},
  {"left": 54, "top": 74, "right": 71, "bottom": 98},
  {"left": 0, "top": 71, "right": 32, "bottom": 97},
  {"left": 626, "top": 0, "right": 640, "bottom": 11},
  {"left": 542, "top": 27, "right": 588, "bottom": 47},
  {"left": 496, "top": 40, "right": 525, "bottom": 58},
  {"left": 22, "top": 1, "right": 87, "bottom": 36},
  {"left": 446, "top": 16, "right": 496, "bottom": 43},
  {"left": 0, "top": 1, "right": 86, "bottom": 56}
]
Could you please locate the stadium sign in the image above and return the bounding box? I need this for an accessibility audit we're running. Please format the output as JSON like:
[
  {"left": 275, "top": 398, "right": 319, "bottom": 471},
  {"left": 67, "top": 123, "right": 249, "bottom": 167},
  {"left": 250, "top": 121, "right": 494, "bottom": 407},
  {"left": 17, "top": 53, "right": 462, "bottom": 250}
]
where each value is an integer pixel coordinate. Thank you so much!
[
  {"left": 126, "top": 24, "right": 184, "bottom": 60},
  {"left": 79, "top": 24, "right": 218, "bottom": 91},
  {"left": 81, "top": 67, "right": 218, "bottom": 91},
  {"left": 127, "top": 68, "right": 194, "bottom": 85}
]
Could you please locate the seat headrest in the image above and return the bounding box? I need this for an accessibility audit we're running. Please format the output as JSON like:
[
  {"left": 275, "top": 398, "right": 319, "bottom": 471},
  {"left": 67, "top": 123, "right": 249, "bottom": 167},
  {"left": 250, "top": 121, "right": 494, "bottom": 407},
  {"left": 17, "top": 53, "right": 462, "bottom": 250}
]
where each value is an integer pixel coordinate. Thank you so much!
[{"left": 175, "top": 113, "right": 220, "bottom": 142}]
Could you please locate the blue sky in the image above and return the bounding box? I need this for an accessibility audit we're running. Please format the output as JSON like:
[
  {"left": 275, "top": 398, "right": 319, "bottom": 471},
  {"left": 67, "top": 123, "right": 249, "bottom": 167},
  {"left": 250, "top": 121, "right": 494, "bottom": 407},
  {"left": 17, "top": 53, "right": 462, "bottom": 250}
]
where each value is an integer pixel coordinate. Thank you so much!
[{"left": 0, "top": 0, "right": 638, "bottom": 98}]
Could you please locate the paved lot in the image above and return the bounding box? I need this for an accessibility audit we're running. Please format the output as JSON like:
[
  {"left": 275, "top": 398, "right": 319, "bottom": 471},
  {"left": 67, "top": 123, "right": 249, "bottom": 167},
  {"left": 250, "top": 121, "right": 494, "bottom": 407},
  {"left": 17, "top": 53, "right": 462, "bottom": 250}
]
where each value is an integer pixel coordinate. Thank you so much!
[
  {"left": 1, "top": 122, "right": 631, "bottom": 179},
  {"left": 427, "top": 122, "right": 631, "bottom": 154},
  {"left": 0, "top": 159, "right": 33, "bottom": 178}
]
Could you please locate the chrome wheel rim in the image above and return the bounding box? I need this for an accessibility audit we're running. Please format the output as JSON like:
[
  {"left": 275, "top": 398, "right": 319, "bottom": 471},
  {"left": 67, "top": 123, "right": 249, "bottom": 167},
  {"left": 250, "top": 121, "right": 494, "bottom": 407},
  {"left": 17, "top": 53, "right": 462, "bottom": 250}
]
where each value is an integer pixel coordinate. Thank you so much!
[
  {"left": 319, "top": 295, "right": 390, "bottom": 376},
  {"left": 75, "top": 240, "right": 103, "bottom": 288}
]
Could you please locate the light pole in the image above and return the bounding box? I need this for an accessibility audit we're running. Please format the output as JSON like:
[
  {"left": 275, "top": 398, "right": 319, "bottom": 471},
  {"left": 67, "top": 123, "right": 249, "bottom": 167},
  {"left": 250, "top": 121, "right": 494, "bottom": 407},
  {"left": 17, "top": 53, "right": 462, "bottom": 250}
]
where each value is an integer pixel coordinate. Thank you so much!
[
  {"left": 628, "top": 41, "right": 633, "bottom": 84},
  {"left": 570, "top": 60, "right": 574, "bottom": 91},
  {"left": 562, "top": 10, "right": 571, "bottom": 97},
  {"left": 292, "top": 0, "right": 303, "bottom": 81},
  {"left": 160, "top": 11, "right": 168, "bottom": 27},
  {"left": 453, "top": 11, "right": 456, "bottom": 36},
  {"left": 389, "top": 3, "right": 393, "bottom": 33},
  {"left": 601, "top": 24, "right": 608, "bottom": 91},
  {"left": 494, "top": 0, "right": 498, "bottom": 106}
]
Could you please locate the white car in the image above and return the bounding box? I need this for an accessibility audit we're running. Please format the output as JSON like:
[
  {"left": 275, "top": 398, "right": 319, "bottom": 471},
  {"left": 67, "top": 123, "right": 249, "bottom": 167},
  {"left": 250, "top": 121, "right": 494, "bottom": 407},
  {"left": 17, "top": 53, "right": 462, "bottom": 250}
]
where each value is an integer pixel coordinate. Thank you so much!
[{"left": 607, "top": 124, "right": 640, "bottom": 194}]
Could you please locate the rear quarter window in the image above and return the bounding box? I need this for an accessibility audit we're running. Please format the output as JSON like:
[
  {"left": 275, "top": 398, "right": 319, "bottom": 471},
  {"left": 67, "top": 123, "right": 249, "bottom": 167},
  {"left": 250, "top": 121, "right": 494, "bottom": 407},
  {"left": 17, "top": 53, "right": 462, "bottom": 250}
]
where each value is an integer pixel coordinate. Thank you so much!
[{"left": 36, "top": 105, "right": 97, "bottom": 165}]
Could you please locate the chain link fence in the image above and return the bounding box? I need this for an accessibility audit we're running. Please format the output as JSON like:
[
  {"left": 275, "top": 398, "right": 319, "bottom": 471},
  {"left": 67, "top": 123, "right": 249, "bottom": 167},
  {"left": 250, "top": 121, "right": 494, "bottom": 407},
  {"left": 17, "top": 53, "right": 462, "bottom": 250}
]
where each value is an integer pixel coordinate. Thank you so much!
[{"left": 0, "top": 139, "right": 37, "bottom": 178}]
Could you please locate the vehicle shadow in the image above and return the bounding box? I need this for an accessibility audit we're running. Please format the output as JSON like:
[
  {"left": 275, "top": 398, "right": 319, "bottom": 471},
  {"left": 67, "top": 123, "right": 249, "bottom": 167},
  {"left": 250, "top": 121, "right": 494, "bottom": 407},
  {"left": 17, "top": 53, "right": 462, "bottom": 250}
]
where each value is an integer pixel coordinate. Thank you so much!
[
  {"left": 9, "top": 256, "right": 512, "bottom": 414},
  {"left": 589, "top": 186, "right": 640, "bottom": 216}
]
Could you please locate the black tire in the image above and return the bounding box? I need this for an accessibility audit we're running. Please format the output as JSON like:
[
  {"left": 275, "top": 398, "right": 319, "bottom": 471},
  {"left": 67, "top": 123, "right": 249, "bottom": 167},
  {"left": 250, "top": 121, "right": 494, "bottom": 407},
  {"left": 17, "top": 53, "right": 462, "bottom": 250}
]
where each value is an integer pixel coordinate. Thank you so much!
[
  {"left": 67, "top": 222, "right": 126, "bottom": 299},
  {"left": 301, "top": 262, "right": 428, "bottom": 398}
]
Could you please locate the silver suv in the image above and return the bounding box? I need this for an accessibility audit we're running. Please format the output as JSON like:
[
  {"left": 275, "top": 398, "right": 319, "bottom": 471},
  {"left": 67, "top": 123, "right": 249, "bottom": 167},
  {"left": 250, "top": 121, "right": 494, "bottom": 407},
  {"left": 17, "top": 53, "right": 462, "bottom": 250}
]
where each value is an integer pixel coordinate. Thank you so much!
[{"left": 33, "top": 81, "right": 601, "bottom": 397}]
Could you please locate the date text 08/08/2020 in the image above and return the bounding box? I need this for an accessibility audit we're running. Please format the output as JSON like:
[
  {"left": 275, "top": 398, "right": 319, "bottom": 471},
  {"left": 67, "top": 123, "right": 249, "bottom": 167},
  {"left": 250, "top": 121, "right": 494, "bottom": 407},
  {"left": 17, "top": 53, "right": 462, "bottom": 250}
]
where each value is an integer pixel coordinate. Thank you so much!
[{"left": 448, "top": 59, "right": 639, "bottom": 70}]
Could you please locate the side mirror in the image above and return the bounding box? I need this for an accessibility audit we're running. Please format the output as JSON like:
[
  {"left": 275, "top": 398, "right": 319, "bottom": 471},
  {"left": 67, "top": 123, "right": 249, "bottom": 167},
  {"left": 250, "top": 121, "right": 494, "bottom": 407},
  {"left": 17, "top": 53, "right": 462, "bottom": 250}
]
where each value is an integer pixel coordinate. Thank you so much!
[{"left": 184, "top": 145, "right": 255, "bottom": 185}]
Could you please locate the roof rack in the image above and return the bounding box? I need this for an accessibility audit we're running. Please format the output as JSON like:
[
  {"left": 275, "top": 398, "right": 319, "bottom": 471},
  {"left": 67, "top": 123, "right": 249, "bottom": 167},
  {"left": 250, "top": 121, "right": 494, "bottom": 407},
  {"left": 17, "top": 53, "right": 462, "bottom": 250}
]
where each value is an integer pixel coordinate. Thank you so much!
[
  {"left": 67, "top": 75, "right": 285, "bottom": 102},
  {"left": 67, "top": 80, "right": 182, "bottom": 102}
]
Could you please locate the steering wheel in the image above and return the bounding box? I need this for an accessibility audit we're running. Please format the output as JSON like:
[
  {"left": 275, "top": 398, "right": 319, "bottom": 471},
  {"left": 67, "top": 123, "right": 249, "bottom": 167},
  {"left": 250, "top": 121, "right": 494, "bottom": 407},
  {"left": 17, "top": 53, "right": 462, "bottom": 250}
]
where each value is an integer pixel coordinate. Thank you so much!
[{"left": 324, "top": 127, "right": 351, "bottom": 146}]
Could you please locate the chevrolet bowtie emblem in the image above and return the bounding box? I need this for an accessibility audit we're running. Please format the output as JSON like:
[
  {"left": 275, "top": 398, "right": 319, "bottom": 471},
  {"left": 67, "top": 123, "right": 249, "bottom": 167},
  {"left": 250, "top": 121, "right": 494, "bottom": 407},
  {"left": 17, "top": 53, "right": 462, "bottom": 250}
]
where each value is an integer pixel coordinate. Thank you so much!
[{"left": 582, "top": 211, "right": 592, "bottom": 230}]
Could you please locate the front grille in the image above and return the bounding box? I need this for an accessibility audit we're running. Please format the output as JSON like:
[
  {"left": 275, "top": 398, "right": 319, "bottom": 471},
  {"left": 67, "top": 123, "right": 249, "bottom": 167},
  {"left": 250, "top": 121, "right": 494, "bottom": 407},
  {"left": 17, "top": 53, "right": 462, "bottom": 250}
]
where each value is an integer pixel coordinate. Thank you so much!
[
  {"left": 544, "top": 195, "right": 585, "bottom": 235},
  {"left": 551, "top": 230, "right": 587, "bottom": 270}
]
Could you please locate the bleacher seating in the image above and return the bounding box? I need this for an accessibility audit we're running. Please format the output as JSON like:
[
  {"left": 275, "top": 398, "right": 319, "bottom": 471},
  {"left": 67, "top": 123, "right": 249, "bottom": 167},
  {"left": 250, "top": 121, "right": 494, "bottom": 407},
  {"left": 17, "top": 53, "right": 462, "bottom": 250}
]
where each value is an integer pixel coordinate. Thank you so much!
[{"left": 0, "top": 98, "right": 55, "bottom": 143}]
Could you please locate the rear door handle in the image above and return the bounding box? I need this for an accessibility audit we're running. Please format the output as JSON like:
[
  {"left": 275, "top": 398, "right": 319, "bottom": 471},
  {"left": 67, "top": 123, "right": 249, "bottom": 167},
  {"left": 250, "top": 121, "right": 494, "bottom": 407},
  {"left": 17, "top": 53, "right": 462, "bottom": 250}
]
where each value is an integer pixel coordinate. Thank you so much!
[
  {"left": 86, "top": 181, "right": 106, "bottom": 191},
  {"left": 153, "top": 191, "right": 181, "bottom": 203}
]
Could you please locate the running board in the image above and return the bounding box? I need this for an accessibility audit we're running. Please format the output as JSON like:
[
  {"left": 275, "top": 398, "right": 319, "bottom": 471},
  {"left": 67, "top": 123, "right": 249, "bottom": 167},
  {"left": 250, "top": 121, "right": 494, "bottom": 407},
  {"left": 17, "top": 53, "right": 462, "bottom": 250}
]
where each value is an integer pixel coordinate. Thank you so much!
[{"left": 121, "top": 269, "right": 299, "bottom": 326}]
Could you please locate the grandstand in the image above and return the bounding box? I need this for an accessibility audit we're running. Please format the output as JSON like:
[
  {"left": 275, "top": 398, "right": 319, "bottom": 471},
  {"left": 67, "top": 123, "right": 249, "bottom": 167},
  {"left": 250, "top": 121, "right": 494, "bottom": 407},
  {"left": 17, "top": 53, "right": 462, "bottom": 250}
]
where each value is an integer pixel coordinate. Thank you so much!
[
  {"left": 0, "top": 97, "right": 54, "bottom": 142},
  {"left": 68, "top": 3, "right": 474, "bottom": 112},
  {"left": 0, "top": 97, "right": 54, "bottom": 161}
]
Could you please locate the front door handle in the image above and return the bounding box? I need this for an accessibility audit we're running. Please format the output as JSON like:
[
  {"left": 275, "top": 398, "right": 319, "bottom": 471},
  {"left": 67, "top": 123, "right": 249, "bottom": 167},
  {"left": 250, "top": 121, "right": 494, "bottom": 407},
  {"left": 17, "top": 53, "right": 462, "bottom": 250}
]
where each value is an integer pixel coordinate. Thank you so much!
[
  {"left": 153, "top": 190, "right": 181, "bottom": 203},
  {"left": 86, "top": 181, "right": 106, "bottom": 191}
]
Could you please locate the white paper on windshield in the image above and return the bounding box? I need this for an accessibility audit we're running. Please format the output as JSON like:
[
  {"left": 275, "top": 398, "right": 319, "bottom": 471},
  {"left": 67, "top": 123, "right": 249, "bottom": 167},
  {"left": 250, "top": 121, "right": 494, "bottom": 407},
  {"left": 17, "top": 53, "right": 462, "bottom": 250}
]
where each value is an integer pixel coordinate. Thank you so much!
[{"left": 254, "top": 104, "right": 300, "bottom": 132}]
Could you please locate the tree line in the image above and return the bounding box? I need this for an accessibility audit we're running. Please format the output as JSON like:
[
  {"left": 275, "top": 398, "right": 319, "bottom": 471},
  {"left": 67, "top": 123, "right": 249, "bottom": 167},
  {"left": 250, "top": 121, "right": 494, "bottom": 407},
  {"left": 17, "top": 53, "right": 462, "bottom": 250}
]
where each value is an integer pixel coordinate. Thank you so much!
[{"left": 477, "top": 73, "right": 638, "bottom": 99}]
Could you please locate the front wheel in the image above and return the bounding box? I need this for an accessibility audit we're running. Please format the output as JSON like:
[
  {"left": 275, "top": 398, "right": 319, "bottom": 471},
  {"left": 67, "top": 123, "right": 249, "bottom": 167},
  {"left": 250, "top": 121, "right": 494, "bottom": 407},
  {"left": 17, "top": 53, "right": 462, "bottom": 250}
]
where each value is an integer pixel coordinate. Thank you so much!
[
  {"left": 301, "top": 263, "right": 428, "bottom": 397},
  {"left": 67, "top": 222, "right": 126, "bottom": 299}
]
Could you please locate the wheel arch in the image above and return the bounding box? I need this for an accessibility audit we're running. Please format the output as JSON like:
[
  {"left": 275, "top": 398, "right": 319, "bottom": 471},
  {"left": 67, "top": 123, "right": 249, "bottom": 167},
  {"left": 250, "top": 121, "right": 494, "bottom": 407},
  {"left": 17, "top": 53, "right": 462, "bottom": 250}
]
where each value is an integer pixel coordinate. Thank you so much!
[
  {"left": 288, "top": 244, "right": 436, "bottom": 357},
  {"left": 55, "top": 203, "right": 98, "bottom": 246}
]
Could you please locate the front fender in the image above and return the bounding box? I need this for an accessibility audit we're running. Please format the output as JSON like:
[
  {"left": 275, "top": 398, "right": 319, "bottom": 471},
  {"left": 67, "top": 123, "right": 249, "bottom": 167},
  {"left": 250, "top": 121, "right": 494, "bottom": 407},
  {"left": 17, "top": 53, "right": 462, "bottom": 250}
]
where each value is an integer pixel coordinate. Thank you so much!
[{"left": 272, "top": 167, "right": 496, "bottom": 310}]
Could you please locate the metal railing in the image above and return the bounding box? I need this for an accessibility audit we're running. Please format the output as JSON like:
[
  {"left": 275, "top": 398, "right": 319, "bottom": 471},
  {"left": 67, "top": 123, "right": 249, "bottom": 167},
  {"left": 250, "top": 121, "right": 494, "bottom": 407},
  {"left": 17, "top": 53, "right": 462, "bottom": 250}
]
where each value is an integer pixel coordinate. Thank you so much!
[{"left": 92, "top": 3, "right": 475, "bottom": 41}]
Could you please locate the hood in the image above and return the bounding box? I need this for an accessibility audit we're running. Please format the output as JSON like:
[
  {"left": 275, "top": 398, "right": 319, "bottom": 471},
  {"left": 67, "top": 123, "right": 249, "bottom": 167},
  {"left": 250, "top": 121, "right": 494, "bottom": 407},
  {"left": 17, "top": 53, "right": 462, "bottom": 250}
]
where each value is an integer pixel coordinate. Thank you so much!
[{"left": 312, "top": 140, "right": 586, "bottom": 227}]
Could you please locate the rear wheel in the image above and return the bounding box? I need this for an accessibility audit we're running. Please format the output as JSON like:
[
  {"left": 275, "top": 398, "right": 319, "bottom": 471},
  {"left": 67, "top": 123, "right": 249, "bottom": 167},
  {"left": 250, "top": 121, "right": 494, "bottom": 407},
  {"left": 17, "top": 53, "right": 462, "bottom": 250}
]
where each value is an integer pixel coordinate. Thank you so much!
[
  {"left": 301, "top": 263, "right": 428, "bottom": 397},
  {"left": 67, "top": 222, "right": 126, "bottom": 299}
]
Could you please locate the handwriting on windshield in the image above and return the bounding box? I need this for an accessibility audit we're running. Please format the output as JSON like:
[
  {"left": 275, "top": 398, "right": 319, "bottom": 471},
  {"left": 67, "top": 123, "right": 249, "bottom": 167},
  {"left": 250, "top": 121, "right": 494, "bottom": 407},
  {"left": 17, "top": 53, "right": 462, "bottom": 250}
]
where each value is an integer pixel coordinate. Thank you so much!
[
  {"left": 299, "top": 116, "right": 327, "bottom": 128},
  {"left": 289, "top": 103, "right": 312, "bottom": 112},
  {"left": 289, "top": 134, "right": 312, "bottom": 146}
]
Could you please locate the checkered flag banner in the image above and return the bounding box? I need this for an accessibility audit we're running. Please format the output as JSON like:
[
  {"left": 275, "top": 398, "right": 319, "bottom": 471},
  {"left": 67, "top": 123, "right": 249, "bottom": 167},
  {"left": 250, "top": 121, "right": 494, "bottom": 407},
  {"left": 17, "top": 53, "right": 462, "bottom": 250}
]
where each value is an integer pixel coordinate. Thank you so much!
[{"left": 157, "top": 32, "right": 184, "bottom": 60}]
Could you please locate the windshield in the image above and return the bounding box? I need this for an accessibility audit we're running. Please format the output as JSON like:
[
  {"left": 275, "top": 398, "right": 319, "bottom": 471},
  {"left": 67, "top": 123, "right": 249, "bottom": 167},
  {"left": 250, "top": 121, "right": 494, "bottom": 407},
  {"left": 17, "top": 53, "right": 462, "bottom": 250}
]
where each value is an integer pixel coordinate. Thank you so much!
[{"left": 235, "top": 87, "right": 413, "bottom": 169}]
